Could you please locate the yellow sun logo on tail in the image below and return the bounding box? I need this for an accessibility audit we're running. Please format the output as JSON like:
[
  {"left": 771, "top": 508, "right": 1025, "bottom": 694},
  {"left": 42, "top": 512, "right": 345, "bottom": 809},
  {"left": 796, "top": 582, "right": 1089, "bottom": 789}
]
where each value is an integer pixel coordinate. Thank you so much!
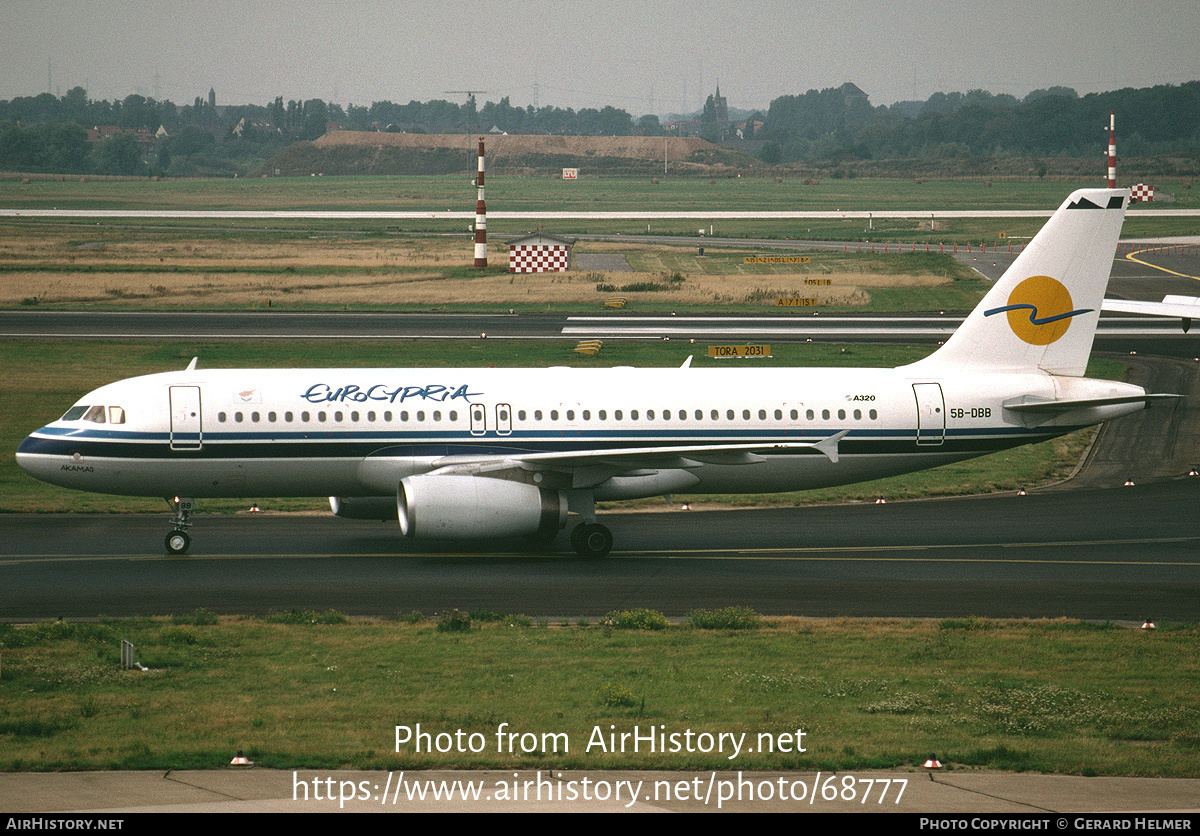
[{"left": 985, "top": 275, "right": 1092, "bottom": 346}]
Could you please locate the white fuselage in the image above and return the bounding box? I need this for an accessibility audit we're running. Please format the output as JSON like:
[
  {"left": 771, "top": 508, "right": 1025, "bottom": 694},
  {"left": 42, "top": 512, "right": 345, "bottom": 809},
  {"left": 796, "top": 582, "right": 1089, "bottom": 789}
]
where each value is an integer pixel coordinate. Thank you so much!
[{"left": 16, "top": 364, "right": 1146, "bottom": 501}]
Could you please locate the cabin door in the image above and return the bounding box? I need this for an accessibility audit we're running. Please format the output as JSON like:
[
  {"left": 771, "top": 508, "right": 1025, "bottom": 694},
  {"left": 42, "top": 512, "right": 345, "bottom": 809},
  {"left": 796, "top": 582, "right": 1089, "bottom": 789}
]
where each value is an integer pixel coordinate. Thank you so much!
[
  {"left": 912, "top": 383, "right": 945, "bottom": 446},
  {"left": 169, "top": 386, "right": 203, "bottom": 450}
]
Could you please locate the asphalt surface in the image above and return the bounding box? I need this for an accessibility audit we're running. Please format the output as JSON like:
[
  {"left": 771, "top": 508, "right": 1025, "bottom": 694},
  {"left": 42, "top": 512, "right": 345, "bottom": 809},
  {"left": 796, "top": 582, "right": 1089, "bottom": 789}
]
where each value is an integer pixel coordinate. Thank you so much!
[{"left": 2, "top": 768, "right": 1198, "bottom": 814}]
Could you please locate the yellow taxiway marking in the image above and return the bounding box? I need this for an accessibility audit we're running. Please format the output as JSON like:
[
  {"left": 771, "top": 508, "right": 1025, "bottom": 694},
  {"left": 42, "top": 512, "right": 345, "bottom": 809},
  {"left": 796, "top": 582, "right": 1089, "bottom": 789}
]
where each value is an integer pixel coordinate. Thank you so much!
[
  {"left": 1123, "top": 248, "right": 1200, "bottom": 281},
  {"left": 4, "top": 535, "right": 1199, "bottom": 565}
]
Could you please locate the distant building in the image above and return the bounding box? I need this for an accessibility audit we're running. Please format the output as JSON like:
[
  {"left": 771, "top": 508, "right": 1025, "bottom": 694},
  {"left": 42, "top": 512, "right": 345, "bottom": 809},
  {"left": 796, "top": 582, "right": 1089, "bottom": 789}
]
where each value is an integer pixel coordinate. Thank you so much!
[{"left": 508, "top": 232, "right": 575, "bottom": 273}]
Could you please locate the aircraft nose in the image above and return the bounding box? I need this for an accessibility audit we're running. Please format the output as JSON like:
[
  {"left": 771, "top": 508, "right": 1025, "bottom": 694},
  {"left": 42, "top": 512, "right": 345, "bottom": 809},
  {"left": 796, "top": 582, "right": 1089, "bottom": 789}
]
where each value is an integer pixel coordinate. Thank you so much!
[{"left": 15, "top": 429, "right": 58, "bottom": 480}]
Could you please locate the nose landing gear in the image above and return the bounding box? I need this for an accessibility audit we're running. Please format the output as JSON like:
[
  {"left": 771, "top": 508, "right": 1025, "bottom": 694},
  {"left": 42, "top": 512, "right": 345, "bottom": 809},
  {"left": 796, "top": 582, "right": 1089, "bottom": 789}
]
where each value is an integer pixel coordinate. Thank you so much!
[{"left": 165, "top": 496, "right": 194, "bottom": 554}]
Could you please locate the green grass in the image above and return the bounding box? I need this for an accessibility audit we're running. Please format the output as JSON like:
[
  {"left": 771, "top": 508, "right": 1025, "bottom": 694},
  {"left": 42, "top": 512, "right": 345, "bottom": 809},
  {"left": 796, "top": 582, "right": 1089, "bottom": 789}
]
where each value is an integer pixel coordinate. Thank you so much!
[
  {"left": 0, "top": 615, "right": 1196, "bottom": 775},
  {"left": 0, "top": 340, "right": 1120, "bottom": 513},
  {"left": 2, "top": 175, "right": 1194, "bottom": 241}
]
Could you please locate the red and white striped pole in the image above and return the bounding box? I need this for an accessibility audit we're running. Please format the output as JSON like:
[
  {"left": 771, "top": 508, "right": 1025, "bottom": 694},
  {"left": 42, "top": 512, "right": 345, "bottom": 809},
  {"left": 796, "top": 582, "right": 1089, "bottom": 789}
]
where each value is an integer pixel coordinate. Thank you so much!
[
  {"left": 1107, "top": 112, "right": 1116, "bottom": 189},
  {"left": 474, "top": 137, "right": 487, "bottom": 269}
]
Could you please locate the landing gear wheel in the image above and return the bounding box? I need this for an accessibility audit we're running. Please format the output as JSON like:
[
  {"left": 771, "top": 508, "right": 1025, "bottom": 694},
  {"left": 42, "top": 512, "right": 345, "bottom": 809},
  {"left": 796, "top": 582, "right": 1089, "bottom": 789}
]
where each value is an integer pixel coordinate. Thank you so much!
[
  {"left": 165, "top": 530, "right": 191, "bottom": 554},
  {"left": 571, "top": 522, "right": 613, "bottom": 558}
]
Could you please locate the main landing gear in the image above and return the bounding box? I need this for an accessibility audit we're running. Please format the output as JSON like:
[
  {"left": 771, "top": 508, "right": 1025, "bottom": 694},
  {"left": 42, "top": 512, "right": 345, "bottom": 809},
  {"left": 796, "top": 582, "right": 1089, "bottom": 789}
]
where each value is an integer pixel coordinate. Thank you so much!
[
  {"left": 565, "top": 489, "right": 612, "bottom": 558},
  {"left": 570, "top": 521, "right": 613, "bottom": 558},
  {"left": 165, "top": 496, "right": 194, "bottom": 554}
]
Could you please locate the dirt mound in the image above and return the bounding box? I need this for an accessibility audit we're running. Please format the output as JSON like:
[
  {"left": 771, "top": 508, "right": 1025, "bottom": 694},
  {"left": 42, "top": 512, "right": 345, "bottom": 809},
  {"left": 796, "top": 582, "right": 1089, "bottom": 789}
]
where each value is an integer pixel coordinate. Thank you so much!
[
  {"left": 264, "top": 132, "right": 757, "bottom": 176},
  {"left": 316, "top": 131, "right": 713, "bottom": 162}
]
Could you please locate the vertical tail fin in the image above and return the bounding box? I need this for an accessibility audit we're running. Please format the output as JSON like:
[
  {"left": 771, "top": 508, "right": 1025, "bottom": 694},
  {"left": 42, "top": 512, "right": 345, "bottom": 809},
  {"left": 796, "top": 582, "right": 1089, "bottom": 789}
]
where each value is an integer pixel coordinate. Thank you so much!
[{"left": 911, "top": 188, "right": 1128, "bottom": 377}]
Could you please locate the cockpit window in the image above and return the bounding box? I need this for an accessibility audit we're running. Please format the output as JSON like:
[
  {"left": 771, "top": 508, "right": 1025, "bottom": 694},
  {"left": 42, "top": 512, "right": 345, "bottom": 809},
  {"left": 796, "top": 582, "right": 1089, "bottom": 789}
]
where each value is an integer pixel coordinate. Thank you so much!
[
  {"left": 61, "top": 405, "right": 89, "bottom": 421},
  {"left": 82, "top": 405, "right": 107, "bottom": 423},
  {"left": 108, "top": 406, "right": 126, "bottom": 424}
]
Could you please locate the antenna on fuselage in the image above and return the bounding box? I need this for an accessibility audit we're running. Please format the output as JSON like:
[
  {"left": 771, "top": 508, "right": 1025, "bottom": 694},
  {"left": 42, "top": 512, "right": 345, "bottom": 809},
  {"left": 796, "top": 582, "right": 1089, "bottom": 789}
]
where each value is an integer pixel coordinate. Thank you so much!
[{"left": 185, "top": 357, "right": 198, "bottom": 371}]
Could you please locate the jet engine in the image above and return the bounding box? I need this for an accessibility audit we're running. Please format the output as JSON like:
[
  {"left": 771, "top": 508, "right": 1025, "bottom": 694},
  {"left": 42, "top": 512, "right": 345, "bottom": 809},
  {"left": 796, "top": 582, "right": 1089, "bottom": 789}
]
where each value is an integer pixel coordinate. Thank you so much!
[{"left": 397, "top": 473, "right": 567, "bottom": 540}]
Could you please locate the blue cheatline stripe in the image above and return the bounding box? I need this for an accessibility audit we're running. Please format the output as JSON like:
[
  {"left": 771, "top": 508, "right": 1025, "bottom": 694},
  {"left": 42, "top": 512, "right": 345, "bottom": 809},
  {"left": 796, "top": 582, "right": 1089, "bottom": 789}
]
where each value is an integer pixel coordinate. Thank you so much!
[{"left": 21, "top": 424, "right": 1074, "bottom": 461}]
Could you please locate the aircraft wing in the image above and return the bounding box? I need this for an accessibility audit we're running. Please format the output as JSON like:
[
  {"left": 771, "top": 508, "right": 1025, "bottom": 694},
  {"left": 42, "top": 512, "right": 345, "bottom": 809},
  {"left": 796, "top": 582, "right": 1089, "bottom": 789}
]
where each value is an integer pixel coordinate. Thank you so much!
[
  {"left": 1103, "top": 295, "right": 1200, "bottom": 332},
  {"left": 425, "top": 431, "right": 850, "bottom": 484}
]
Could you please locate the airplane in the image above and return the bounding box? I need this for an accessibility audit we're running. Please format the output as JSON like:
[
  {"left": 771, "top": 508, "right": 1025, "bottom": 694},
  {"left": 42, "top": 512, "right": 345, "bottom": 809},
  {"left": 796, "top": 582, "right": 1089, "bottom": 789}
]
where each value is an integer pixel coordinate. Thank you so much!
[{"left": 16, "top": 187, "right": 1181, "bottom": 558}]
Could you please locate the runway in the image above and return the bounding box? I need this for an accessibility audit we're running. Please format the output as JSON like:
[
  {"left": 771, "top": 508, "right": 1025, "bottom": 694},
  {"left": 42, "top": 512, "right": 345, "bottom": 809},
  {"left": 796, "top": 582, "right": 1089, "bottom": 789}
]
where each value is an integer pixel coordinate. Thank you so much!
[{"left": 2, "top": 480, "right": 1197, "bottom": 621}]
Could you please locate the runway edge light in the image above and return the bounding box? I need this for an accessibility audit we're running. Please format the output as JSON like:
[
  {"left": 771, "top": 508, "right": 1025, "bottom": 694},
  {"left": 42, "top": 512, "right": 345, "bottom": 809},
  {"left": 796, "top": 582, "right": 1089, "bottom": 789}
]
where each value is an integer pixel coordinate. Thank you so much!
[{"left": 230, "top": 749, "right": 253, "bottom": 766}]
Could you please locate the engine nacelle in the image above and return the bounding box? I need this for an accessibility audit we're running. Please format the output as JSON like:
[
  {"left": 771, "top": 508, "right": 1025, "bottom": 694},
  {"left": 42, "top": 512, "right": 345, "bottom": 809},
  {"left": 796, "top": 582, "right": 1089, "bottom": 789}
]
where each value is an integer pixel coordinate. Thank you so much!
[
  {"left": 329, "top": 496, "right": 399, "bottom": 521},
  {"left": 397, "top": 473, "right": 566, "bottom": 540}
]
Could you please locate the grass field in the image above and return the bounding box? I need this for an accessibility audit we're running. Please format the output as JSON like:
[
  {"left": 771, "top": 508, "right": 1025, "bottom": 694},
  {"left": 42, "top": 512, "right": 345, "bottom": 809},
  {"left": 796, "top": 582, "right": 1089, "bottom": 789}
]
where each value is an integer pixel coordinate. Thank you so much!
[
  {"left": 1, "top": 614, "right": 1196, "bottom": 776},
  {"left": 2, "top": 174, "right": 1194, "bottom": 242}
]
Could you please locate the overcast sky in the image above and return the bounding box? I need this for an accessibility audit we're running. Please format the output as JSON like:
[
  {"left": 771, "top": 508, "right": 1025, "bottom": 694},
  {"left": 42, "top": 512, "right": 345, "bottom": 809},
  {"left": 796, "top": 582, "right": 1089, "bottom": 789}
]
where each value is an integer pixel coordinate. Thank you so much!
[{"left": 4, "top": 0, "right": 1197, "bottom": 116}]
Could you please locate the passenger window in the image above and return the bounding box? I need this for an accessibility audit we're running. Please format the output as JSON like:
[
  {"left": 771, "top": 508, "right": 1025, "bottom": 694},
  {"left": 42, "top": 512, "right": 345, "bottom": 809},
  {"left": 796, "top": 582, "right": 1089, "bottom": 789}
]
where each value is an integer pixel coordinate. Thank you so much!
[
  {"left": 790, "top": 409, "right": 798, "bottom": 420},
  {"left": 286, "top": 412, "right": 294, "bottom": 422},
  {"left": 302, "top": 411, "right": 311, "bottom": 422},
  {"left": 566, "top": 410, "right": 575, "bottom": 420},
  {"left": 630, "top": 410, "right": 638, "bottom": 420},
  {"left": 774, "top": 409, "right": 782, "bottom": 420},
  {"left": 268, "top": 411, "right": 277, "bottom": 422},
  {"left": 614, "top": 410, "right": 622, "bottom": 420},
  {"left": 218, "top": 412, "right": 227, "bottom": 423},
  {"left": 727, "top": 409, "right": 734, "bottom": 420},
  {"left": 416, "top": 411, "right": 425, "bottom": 421},
  {"left": 351, "top": 411, "right": 360, "bottom": 422},
  {"left": 518, "top": 410, "right": 526, "bottom": 420},
  {"left": 598, "top": 410, "right": 606, "bottom": 420},
  {"left": 869, "top": 409, "right": 878, "bottom": 420},
  {"left": 822, "top": 409, "right": 830, "bottom": 420},
  {"left": 582, "top": 410, "right": 590, "bottom": 420},
  {"left": 534, "top": 410, "right": 543, "bottom": 420},
  {"left": 432, "top": 411, "right": 441, "bottom": 421},
  {"left": 742, "top": 409, "right": 750, "bottom": 420},
  {"left": 806, "top": 409, "right": 814, "bottom": 420},
  {"left": 384, "top": 411, "right": 393, "bottom": 421},
  {"left": 333, "top": 411, "right": 342, "bottom": 422},
  {"left": 838, "top": 409, "right": 846, "bottom": 419},
  {"left": 235, "top": 412, "right": 244, "bottom": 422},
  {"left": 367, "top": 411, "right": 375, "bottom": 422},
  {"left": 647, "top": 409, "right": 655, "bottom": 419}
]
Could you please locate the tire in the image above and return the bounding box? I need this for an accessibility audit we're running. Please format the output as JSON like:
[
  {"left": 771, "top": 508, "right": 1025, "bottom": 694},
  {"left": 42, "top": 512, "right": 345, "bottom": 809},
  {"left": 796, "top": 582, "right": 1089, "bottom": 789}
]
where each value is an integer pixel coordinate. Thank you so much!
[
  {"left": 572, "top": 523, "right": 613, "bottom": 558},
  {"left": 165, "top": 530, "right": 191, "bottom": 554}
]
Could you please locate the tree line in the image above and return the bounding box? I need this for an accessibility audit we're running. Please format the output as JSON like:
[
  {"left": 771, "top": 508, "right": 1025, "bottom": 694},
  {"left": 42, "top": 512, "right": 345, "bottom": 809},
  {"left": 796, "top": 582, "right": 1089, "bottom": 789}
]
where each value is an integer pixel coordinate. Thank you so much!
[{"left": 1, "top": 80, "right": 1196, "bottom": 177}]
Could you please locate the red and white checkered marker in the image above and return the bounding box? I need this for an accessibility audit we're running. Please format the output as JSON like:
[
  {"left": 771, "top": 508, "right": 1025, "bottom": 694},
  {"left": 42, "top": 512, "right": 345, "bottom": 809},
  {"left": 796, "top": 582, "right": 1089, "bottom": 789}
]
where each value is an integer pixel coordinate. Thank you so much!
[
  {"left": 1130, "top": 183, "right": 1154, "bottom": 202},
  {"left": 509, "top": 244, "right": 571, "bottom": 272}
]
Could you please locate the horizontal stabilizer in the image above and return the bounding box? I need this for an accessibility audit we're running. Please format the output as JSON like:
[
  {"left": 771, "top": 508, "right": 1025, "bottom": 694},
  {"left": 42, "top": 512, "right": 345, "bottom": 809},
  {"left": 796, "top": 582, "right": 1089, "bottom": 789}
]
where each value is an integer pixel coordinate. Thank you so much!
[
  {"left": 1003, "top": 393, "right": 1183, "bottom": 414},
  {"left": 1102, "top": 295, "right": 1200, "bottom": 332}
]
